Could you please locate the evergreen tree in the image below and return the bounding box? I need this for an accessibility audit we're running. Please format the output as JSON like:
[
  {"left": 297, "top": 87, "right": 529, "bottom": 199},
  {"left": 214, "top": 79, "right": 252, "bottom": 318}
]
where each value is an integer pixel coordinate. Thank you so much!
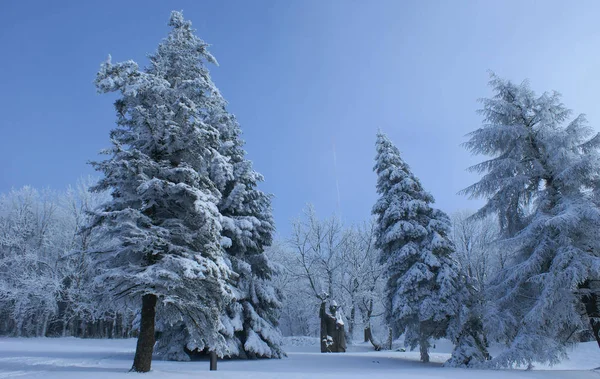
[
  {"left": 91, "top": 11, "right": 232, "bottom": 372},
  {"left": 372, "top": 132, "right": 460, "bottom": 363},
  {"left": 211, "top": 105, "right": 284, "bottom": 359},
  {"left": 156, "top": 101, "right": 284, "bottom": 360},
  {"left": 461, "top": 74, "right": 600, "bottom": 367}
]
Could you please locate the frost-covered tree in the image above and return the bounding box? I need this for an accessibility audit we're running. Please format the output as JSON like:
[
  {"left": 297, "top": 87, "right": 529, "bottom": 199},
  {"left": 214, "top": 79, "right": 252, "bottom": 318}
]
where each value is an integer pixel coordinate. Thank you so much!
[
  {"left": 372, "top": 132, "right": 460, "bottom": 363},
  {"left": 266, "top": 240, "right": 318, "bottom": 337},
  {"left": 461, "top": 74, "right": 600, "bottom": 367},
  {"left": 444, "top": 211, "right": 499, "bottom": 367},
  {"left": 156, "top": 97, "right": 284, "bottom": 360},
  {"left": 339, "top": 220, "right": 386, "bottom": 347},
  {"left": 91, "top": 11, "right": 232, "bottom": 372},
  {"left": 211, "top": 106, "right": 283, "bottom": 359},
  {"left": 0, "top": 180, "right": 130, "bottom": 339},
  {"left": 0, "top": 187, "right": 64, "bottom": 337}
]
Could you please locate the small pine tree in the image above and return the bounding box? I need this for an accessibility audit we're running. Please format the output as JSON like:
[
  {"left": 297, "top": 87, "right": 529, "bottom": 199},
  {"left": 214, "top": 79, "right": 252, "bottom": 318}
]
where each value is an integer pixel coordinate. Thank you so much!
[
  {"left": 91, "top": 11, "right": 232, "bottom": 372},
  {"left": 372, "top": 132, "right": 460, "bottom": 363},
  {"left": 461, "top": 74, "right": 600, "bottom": 367}
]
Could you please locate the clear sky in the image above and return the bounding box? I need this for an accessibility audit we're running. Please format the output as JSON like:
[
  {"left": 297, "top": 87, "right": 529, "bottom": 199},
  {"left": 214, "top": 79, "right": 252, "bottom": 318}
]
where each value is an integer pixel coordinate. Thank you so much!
[{"left": 1, "top": 0, "right": 600, "bottom": 237}]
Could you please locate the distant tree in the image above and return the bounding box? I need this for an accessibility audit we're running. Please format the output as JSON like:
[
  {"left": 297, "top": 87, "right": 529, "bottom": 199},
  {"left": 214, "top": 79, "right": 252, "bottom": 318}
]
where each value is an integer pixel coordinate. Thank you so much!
[
  {"left": 339, "top": 220, "right": 385, "bottom": 347},
  {"left": 460, "top": 74, "right": 600, "bottom": 367},
  {"left": 450, "top": 211, "right": 502, "bottom": 287},
  {"left": 0, "top": 187, "right": 63, "bottom": 337},
  {"left": 91, "top": 11, "right": 232, "bottom": 372},
  {"left": 372, "top": 132, "right": 460, "bottom": 363},
  {"left": 445, "top": 211, "right": 499, "bottom": 367},
  {"left": 265, "top": 240, "right": 319, "bottom": 337},
  {"left": 0, "top": 180, "right": 129, "bottom": 339},
  {"left": 289, "top": 205, "right": 347, "bottom": 304}
]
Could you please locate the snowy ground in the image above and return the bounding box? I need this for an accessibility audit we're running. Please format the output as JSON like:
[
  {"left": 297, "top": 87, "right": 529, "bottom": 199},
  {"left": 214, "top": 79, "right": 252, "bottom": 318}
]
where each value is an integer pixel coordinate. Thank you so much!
[{"left": 0, "top": 337, "right": 599, "bottom": 378}]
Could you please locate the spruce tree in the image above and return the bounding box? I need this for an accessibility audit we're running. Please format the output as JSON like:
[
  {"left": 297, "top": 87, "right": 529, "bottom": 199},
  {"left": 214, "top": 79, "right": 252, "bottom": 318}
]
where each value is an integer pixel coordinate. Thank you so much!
[
  {"left": 156, "top": 101, "right": 284, "bottom": 360},
  {"left": 91, "top": 11, "right": 232, "bottom": 372},
  {"left": 462, "top": 74, "right": 600, "bottom": 367},
  {"left": 372, "top": 132, "right": 460, "bottom": 363},
  {"left": 212, "top": 106, "right": 284, "bottom": 358}
]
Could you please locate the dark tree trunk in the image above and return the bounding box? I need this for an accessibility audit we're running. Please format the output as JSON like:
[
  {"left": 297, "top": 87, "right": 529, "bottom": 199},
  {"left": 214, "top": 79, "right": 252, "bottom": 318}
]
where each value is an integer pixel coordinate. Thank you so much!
[
  {"left": 578, "top": 280, "right": 600, "bottom": 348},
  {"left": 364, "top": 326, "right": 370, "bottom": 343},
  {"left": 365, "top": 325, "right": 382, "bottom": 351},
  {"left": 131, "top": 294, "right": 157, "bottom": 373},
  {"left": 583, "top": 291, "right": 600, "bottom": 348},
  {"left": 419, "top": 329, "right": 429, "bottom": 363},
  {"left": 349, "top": 305, "right": 355, "bottom": 340},
  {"left": 319, "top": 302, "right": 328, "bottom": 353},
  {"left": 209, "top": 351, "right": 217, "bottom": 370}
]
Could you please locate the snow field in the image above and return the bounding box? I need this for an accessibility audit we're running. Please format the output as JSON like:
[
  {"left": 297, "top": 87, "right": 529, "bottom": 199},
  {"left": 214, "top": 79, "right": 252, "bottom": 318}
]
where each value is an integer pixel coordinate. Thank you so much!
[{"left": 0, "top": 337, "right": 599, "bottom": 379}]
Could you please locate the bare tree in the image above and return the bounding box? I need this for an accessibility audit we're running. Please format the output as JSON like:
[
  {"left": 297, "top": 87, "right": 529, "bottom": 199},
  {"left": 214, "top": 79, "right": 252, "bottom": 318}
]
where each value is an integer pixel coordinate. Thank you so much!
[
  {"left": 450, "top": 210, "right": 502, "bottom": 291},
  {"left": 268, "top": 206, "right": 387, "bottom": 350}
]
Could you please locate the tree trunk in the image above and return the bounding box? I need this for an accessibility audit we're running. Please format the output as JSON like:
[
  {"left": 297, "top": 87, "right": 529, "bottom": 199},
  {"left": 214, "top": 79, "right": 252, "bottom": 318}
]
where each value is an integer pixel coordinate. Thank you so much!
[
  {"left": 209, "top": 351, "right": 217, "bottom": 370},
  {"left": 41, "top": 313, "right": 49, "bottom": 337},
  {"left": 579, "top": 281, "right": 600, "bottom": 348},
  {"left": 131, "top": 294, "right": 157, "bottom": 372},
  {"left": 349, "top": 305, "right": 355, "bottom": 341},
  {"left": 419, "top": 330, "right": 429, "bottom": 363},
  {"left": 319, "top": 302, "right": 328, "bottom": 353},
  {"left": 583, "top": 292, "right": 600, "bottom": 348},
  {"left": 365, "top": 325, "right": 383, "bottom": 351},
  {"left": 364, "top": 326, "right": 370, "bottom": 343},
  {"left": 111, "top": 316, "right": 117, "bottom": 339}
]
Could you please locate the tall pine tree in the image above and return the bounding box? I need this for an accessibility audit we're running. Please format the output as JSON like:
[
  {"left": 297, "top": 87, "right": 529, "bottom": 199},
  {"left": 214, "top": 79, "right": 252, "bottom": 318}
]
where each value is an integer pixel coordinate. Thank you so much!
[
  {"left": 461, "top": 74, "right": 600, "bottom": 367},
  {"left": 372, "top": 132, "right": 460, "bottom": 363},
  {"left": 91, "top": 11, "right": 232, "bottom": 372},
  {"left": 156, "top": 99, "right": 284, "bottom": 360},
  {"left": 212, "top": 105, "right": 283, "bottom": 359}
]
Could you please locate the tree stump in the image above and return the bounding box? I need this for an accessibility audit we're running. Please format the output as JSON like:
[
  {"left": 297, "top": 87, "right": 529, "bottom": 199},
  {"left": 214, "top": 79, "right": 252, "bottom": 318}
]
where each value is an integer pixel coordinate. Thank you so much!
[{"left": 319, "top": 300, "right": 346, "bottom": 353}]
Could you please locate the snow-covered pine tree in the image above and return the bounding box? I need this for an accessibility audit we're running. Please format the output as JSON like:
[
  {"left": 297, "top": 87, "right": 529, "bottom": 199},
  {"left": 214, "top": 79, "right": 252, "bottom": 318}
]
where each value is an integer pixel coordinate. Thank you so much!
[
  {"left": 156, "top": 100, "right": 284, "bottom": 360},
  {"left": 372, "top": 132, "right": 460, "bottom": 363},
  {"left": 90, "top": 11, "right": 232, "bottom": 372},
  {"left": 211, "top": 104, "right": 284, "bottom": 359},
  {"left": 461, "top": 74, "right": 600, "bottom": 368}
]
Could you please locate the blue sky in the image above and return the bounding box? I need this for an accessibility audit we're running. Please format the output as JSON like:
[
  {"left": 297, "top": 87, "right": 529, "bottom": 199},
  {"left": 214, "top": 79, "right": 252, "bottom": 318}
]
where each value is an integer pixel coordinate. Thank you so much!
[{"left": 1, "top": 0, "right": 600, "bottom": 237}]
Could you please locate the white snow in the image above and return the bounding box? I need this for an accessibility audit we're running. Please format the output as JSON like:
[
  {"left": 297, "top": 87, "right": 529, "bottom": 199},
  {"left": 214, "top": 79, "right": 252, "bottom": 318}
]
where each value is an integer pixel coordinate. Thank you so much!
[{"left": 0, "top": 337, "right": 599, "bottom": 379}]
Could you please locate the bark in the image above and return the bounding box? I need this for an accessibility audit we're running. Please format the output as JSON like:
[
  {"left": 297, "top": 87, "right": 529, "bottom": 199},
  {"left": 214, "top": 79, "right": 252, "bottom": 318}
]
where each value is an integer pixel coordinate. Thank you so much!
[
  {"left": 319, "top": 302, "right": 328, "bottom": 353},
  {"left": 349, "top": 305, "right": 355, "bottom": 339},
  {"left": 131, "top": 294, "right": 157, "bottom": 372},
  {"left": 41, "top": 313, "right": 49, "bottom": 337},
  {"left": 209, "top": 351, "right": 217, "bottom": 370},
  {"left": 419, "top": 330, "right": 430, "bottom": 363},
  {"left": 581, "top": 282, "right": 600, "bottom": 348},
  {"left": 365, "top": 325, "right": 383, "bottom": 351},
  {"left": 364, "top": 326, "right": 370, "bottom": 343}
]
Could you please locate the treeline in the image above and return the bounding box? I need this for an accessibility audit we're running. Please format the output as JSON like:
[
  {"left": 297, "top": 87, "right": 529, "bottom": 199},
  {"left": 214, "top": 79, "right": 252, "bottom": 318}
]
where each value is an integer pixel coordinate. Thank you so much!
[{"left": 0, "top": 179, "right": 136, "bottom": 338}]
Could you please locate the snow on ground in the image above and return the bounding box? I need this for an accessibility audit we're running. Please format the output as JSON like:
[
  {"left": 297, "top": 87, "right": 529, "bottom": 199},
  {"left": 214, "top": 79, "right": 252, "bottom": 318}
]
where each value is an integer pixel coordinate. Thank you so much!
[{"left": 0, "top": 337, "right": 599, "bottom": 379}]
